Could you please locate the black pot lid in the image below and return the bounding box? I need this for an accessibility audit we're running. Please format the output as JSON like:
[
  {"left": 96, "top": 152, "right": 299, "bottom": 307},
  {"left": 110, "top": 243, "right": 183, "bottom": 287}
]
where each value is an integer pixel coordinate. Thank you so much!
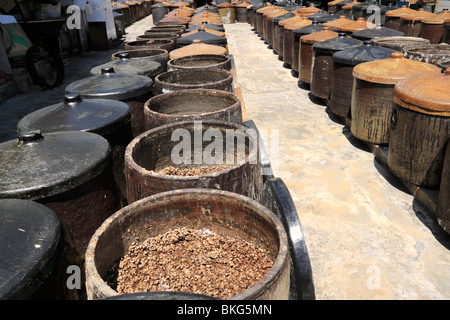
[
  {"left": 186, "top": 22, "right": 225, "bottom": 32},
  {"left": 0, "top": 199, "right": 61, "bottom": 299},
  {"left": 273, "top": 12, "right": 296, "bottom": 22},
  {"left": 307, "top": 10, "right": 328, "bottom": 20},
  {"left": 313, "top": 32, "right": 363, "bottom": 52},
  {"left": 17, "top": 93, "right": 131, "bottom": 137},
  {"left": 352, "top": 25, "right": 405, "bottom": 40},
  {"left": 313, "top": 12, "right": 340, "bottom": 23},
  {"left": 177, "top": 28, "right": 227, "bottom": 46},
  {"left": 332, "top": 40, "right": 397, "bottom": 65},
  {"left": 0, "top": 131, "right": 111, "bottom": 200},
  {"left": 90, "top": 53, "right": 163, "bottom": 79},
  {"left": 65, "top": 67, "right": 153, "bottom": 101},
  {"left": 352, "top": 2, "right": 371, "bottom": 10},
  {"left": 151, "top": 2, "right": 170, "bottom": 8},
  {"left": 293, "top": 21, "right": 324, "bottom": 36}
]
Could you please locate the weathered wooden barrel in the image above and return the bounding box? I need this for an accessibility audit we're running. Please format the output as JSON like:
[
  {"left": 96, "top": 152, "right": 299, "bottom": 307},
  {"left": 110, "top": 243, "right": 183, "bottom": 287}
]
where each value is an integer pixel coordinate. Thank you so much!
[
  {"left": 124, "top": 120, "right": 263, "bottom": 203},
  {"left": 387, "top": 68, "right": 450, "bottom": 189},
  {"left": 0, "top": 199, "right": 69, "bottom": 300},
  {"left": 167, "top": 54, "right": 231, "bottom": 72},
  {"left": 436, "top": 131, "right": 450, "bottom": 235},
  {"left": 419, "top": 15, "right": 447, "bottom": 44},
  {"left": 402, "top": 44, "right": 450, "bottom": 66},
  {"left": 372, "top": 36, "right": 430, "bottom": 51},
  {"left": 397, "top": 9, "right": 435, "bottom": 37},
  {"left": 0, "top": 131, "right": 120, "bottom": 274},
  {"left": 272, "top": 11, "right": 296, "bottom": 56},
  {"left": 281, "top": 17, "right": 312, "bottom": 67},
  {"left": 144, "top": 88, "right": 242, "bottom": 130},
  {"left": 384, "top": 6, "right": 417, "bottom": 32},
  {"left": 350, "top": 52, "right": 441, "bottom": 145},
  {"left": 153, "top": 69, "right": 233, "bottom": 95},
  {"left": 111, "top": 48, "right": 170, "bottom": 72},
  {"left": 299, "top": 27, "right": 338, "bottom": 85},
  {"left": 310, "top": 33, "right": 362, "bottom": 101},
  {"left": 85, "top": 188, "right": 290, "bottom": 300},
  {"left": 329, "top": 41, "right": 395, "bottom": 122},
  {"left": 124, "top": 39, "right": 176, "bottom": 52},
  {"left": 292, "top": 21, "right": 324, "bottom": 73},
  {"left": 235, "top": 2, "right": 250, "bottom": 23}
]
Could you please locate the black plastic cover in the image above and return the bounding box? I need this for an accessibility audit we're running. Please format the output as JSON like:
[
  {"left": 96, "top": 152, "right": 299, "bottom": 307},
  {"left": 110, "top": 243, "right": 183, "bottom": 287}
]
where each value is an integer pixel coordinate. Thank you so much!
[
  {"left": 313, "top": 32, "right": 363, "bottom": 53},
  {"left": 176, "top": 28, "right": 227, "bottom": 47}
]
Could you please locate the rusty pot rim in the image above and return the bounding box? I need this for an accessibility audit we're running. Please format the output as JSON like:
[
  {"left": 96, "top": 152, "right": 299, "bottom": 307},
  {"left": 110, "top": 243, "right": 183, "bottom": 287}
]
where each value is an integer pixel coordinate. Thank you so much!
[
  {"left": 85, "top": 188, "right": 289, "bottom": 300},
  {"left": 154, "top": 69, "right": 233, "bottom": 90},
  {"left": 125, "top": 119, "right": 257, "bottom": 180}
]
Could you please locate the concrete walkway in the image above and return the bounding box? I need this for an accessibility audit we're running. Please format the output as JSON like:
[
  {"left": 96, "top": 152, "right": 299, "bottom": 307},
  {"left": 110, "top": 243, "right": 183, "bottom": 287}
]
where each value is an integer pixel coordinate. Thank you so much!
[{"left": 225, "top": 22, "right": 450, "bottom": 300}]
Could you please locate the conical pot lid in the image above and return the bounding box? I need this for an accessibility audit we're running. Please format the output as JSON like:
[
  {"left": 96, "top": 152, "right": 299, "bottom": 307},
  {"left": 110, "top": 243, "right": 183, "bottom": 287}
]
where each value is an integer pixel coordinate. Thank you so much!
[
  {"left": 293, "top": 20, "right": 324, "bottom": 36},
  {"left": 337, "top": 17, "right": 375, "bottom": 32},
  {"left": 353, "top": 51, "right": 441, "bottom": 84},
  {"left": 342, "top": 0, "right": 360, "bottom": 10},
  {"left": 385, "top": 5, "right": 417, "bottom": 17},
  {"left": 352, "top": 25, "right": 405, "bottom": 40},
  {"left": 322, "top": 15, "right": 352, "bottom": 28},
  {"left": 273, "top": 11, "right": 296, "bottom": 22},
  {"left": 181, "top": 26, "right": 225, "bottom": 37},
  {"left": 186, "top": 21, "right": 225, "bottom": 32},
  {"left": 0, "top": 198, "right": 61, "bottom": 299},
  {"left": 169, "top": 40, "right": 228, "bottom": 59},
  {"left": 0, "top": 131, "right": 111, "bottom": 200},
  {"left": 298, "top": 4, "right": 321, "bottom": 15},
  {"left": 332, "top": 40, "right": 396, "bottom": 65},
  {"left": 17, "top": 93, "right": 131, "bottom": 137},
  {"left": 400, "top": 8, "right": 436, "bottom": 21},
  {"left": 394, "top": 68, "right": 450, "bottom": 115},
  {"left": 284, "top": 16, "right": 312, "bottom": 30},
  {"left": 177, "top": 27, "right": 227, "bottom": 46},
  {"left": 307, "top": 10, "right": 328, "bottom": 20},
  {"left": 65, "top": 67, "right": 153, "bottom": 101},
  {"left": 279, "top": 14, "right": 305, "bottom": 27},
  {"left": 300, "top": 26, "right": 338, "bottom": 43},
  {"left": 312, "top": 32, "right": 363, "bottom": 52},
  {"left": 89, "top": 52, "right": 164, "bottom": 78}
]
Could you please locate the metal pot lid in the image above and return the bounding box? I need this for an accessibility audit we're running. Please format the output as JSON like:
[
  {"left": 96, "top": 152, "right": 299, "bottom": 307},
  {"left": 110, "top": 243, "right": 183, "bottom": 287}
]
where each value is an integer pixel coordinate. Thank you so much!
[
  {"left": 17, "top": 94, "right": 131, "bottom": 137},
  {"left": 313, "top": 12, "right": 340, "bottom": 23},
  {"left": 177, "top": 27, "right": 227, "bottom": 46},
  {"left": 273, "top": 12, "right": 296, "bottom": 22},
  {"left": 293, "top": 21, "right": 324, "bottom": 36},
  {"left": 353, "top": 52, "right": 441, "bottom": 85},
  {"left": 89, "top": 53, "right": 164, "bottom": 78},
  {"left": 394, "top": 68, "right": 450, "bottom": 115},
  {"left": 65, "top": 67, "right": 153, "bottom": 101},
  {"left": 0, "top": 199, "right": 61, "bottom": 300},
  {"left": 352, "top": 25, "right": 405, "bottom": 40},
  {"left": 332, "top": 40, "right": 396, "bottom": 65},
  {"left": 0, "top": 130, "right": 111, "bottom": 200},
  {"left": 307, "top": 10, "right": 328, "bottom": 20},
  {"left": 313, "top": 32, "right": 363, "bottom": 51}
]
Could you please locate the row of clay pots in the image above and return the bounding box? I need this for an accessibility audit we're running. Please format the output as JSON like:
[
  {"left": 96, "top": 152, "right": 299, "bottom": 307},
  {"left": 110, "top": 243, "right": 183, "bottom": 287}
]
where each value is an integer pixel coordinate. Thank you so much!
[
  {"left": 246, "top": 2, "right": 450, "bottom": 236},
  {"left": 82, "top": 3, "right": 292, "bottom": 300}
]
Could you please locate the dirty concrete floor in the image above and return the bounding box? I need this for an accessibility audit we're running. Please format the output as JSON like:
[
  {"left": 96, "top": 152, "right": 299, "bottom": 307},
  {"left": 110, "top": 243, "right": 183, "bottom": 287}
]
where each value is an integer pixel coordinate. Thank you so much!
[
  {"left": 225, "top": 22, "right": 450, "bottom": 300},
  {"left": 0, "top": 13, "right": 448, "bottom": 300}
]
